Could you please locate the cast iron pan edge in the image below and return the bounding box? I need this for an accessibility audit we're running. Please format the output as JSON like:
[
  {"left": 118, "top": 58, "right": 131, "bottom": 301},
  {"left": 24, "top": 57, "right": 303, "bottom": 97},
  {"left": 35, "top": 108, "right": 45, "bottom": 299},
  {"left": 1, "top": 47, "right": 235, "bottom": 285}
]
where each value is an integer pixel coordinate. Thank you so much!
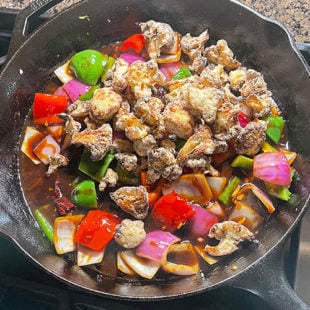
[{"left": 0, "top": 0, "right": 309, "bottom": 308}]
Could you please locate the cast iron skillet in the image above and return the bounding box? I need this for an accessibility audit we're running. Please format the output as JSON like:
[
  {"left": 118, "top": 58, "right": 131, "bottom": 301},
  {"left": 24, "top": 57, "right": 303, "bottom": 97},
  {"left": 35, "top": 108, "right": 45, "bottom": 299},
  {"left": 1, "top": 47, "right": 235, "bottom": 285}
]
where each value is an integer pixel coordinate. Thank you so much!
[{"left": 0, "top": 0, "right": 310, "bottom": 308}]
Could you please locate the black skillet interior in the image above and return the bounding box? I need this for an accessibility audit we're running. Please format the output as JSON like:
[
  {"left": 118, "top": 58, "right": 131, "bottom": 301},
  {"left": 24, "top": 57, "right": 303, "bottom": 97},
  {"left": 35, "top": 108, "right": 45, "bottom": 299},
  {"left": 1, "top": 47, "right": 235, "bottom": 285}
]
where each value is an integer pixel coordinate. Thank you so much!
[{"left": 0, "top": 0, "right": 309, "bottom": 301}]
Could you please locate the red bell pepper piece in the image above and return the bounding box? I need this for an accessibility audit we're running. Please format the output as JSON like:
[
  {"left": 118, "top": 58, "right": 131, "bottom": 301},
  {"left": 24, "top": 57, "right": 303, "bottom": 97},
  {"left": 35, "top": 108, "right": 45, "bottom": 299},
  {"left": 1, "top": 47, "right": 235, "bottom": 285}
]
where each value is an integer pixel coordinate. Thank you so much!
[
  {"left": 120, "top": 34, "right": 145, "bottom": 54},
  {"left": 74, "top": 210, "right": 121, "bottom": 251},
  {"left": 152, "top": 191, "right": 195, "bottom": 232},
  {"left": 33, "top": 93, "right": 68, "bottom": 121},
  {"left": 237, "top": 111, "right": 251, "bottom": 128}
]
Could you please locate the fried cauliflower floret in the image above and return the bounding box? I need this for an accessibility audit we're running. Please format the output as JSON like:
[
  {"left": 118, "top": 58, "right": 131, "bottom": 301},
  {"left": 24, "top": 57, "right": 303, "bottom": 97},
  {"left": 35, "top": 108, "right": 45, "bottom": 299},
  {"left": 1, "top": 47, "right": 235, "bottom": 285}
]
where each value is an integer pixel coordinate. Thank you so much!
[
  {"left": 114, "top": 109, "right": 150, "bottom": 141},
  {"left": 115, "top": 152, "right": 138, "bottom": 172},
  {"left": 114, "top": 219, "right": 146, "bottom": 249},
  {"left": 181, "top": 30, "right": 209, "bottom": 61},
  {"left": 57, "top": 114, "right": 81, "bottom": 135},
  {"left": 163, "top": 103, "right": 195, "bottom": 139},
  {"left": 160, "top": 139, "right": 177, "bottom": 155},
  {"left": 71, "top": 123, "right": 112, "bottom": 161},
  {"left": 147, "top": 147, "right": 182, "bottom": 183},
  {"left": 89, "top": 87, "right": 122, "bottom": 124},
  {"left": 235, "top": 120, "right": 267, "bottom": 156},
  {"left": 229, "top": 67, "right": 247, "bottom": 91},
  {"left": 205, "top": 39, "right": 240, "bottom": 70},
  {"left": 240, "top": 69, "right": 267, "bottom": 97},
  {"left": 67, "top": 100, "right": 90, "bottom": 121},
  {"left": 127, "top": 60, "right": 166, "bottom": 99},
  {"left": 205, "top": 221, "right": 254, "bottom": 256},
  {"left": 133, "top": 134, "right": 157, "bottom": 157},
  {"left": 112, "top": 139, "right": 133, "bottom": 153},
  {"left": 110, "top": 186, "right": 149, "bottom": 220},
  {"left": 133, "top": 96, "right": 164, "bottom": 127},
  {"left": 181, "top": 30, "right": 209, "bottom": 73},
  {"left": 177, "top": 125, "right": 216, "bottom": 162},
  {"left": 109, "top": 58, "right": 129, "bottom": 92},
  {"left": 186, "top": 85, "right": 224, "bottom": 124},
  {"left": 212, "top": 101, "right": 242, "bottom": 141},
  {"left": 244, "top": 93, "right": 275, "bottom": 119},
  {"left": 200, "top": 64, "right": 229, "bottom": 88},
  {"left": 140, "top": 20, "right": 176, "bottom": 59},
  {"left": 99, "top": 168, "right": 118, "bottom": 192},
  {"left": 46, "top": 154, "right": 69, "bottom": 177}
]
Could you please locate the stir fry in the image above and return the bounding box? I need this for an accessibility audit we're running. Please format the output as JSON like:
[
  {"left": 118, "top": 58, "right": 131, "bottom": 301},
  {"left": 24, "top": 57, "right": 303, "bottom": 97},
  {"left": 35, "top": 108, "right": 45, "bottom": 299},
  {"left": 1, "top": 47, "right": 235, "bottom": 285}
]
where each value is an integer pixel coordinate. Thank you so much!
[{"left": 20, "top": 20, "right": 297, "bottom": 279}]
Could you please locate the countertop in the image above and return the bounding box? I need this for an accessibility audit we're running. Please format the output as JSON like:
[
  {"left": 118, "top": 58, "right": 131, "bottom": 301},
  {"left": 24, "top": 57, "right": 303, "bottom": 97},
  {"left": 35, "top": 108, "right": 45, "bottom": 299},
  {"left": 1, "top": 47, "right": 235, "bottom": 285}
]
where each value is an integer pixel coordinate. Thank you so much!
[{"left": 1, "top": 0, "right": 309, "bottom": 42}]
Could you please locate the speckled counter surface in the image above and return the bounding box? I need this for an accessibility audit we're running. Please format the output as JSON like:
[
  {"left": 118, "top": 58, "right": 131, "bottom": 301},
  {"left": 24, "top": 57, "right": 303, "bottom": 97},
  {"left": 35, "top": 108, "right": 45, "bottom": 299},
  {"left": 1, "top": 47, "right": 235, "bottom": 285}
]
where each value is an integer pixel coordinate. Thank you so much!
[{"left": 1, "top": 0, "right": 309, "bottom": 42}]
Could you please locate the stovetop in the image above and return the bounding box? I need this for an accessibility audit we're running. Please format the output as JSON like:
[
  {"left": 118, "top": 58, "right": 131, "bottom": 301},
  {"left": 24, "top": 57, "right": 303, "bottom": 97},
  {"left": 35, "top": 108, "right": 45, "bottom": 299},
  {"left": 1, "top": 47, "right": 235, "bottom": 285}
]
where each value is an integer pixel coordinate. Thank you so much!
[{"left": 0, "top": 8, "right": 309, "bottom": 310}]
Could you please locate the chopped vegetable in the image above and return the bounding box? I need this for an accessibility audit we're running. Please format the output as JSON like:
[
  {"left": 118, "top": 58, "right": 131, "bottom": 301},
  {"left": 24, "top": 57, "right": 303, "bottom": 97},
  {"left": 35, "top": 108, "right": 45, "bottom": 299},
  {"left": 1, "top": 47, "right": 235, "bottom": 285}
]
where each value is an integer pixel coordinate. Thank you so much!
[
  {"left": 253, "top": 151, "right": 291, "bottom": 186},
  {"left": 206, "top": 201, "right": 225, "bottom": 220},
  {"left": 218, "top": 176, "right": 241, "bottom": 205},
  {"left": 162, "top": 242, "right": 199, "bottom": 275},
  {"left": 159, "top": 61, "right": 181, "bottom": 80},
  {"left": 101, "top": 56, "right": 115, "bottom": 82},
  {"left": 119, "top": 250, "right": 161, "bottom": 279},
  {"left": 33, "top": 205, "right": 54, "bottom": 243},
  {"left": 77, "top": 244, "right": 105, "bottom": 267},
  {"left": 33, "top": 135, "right": 60, "bottom": 165},
  {"left": 32, "top": 93, "right": 68, "bottom": 123},
  {"left": 261, "top": 141, "right": 277, "bottom": 152},
  {"left": 120, "top": 34, "right": 145, "bottom": 54},
  {"left": 78, "top": 85, "right": 100, "bottom": 101},
  {"left": 63, "top": 79, "right": 91, "bottom": 101},
  {"left": 116, "top": 251, "right": 136, "bottom": 275},
  {"left": 21, "top": 127, "right": 45, "bottom": 165},
  {"left": 232, "top": 183, "right": 275, "bottom": 214},
  {"left": 231, "top": 155, "right": 253, "bottom": 170},
  {"left": 74, "top": 210, "right": 121, "bottom": 251},
  {"left": 46, "top": 124, "right": 65, "bottom": 143},
  {"left": 264, "top": 182, "right": 292, "bottom": 201},
  {"left": 229, "top": 202, "right": 264, "bottom": 231},
  {"left": 69, "top": 49, "right": 108, "bottom": 85},
  {"left": 194, "top": 245, "right": 219, "bottom": 265},
  {"left": 53, "top": 214, "right": 85, "bottom": 254},
  {"left": 115, "top": 163, "right": 139, "bottom": 185},
  {"left": 152, "top": 192, "right": 196, "bottom": 231},
  {"left": 71, "top": 180, "right": 97, "bottom": 209},
  {"left": 187, "top": 204, "right": 218, "bottom": 239},
  {"left": 79, "top": 148, "right": 115, "bottom": 182},
  {"left": 280, "top": 149, "right": 297, "bottom": 165},
  {"left": 171, "top": 66, "right": 192, "bottom": 80},
  {"left": 266, "top": 115, "right": 285, "bottom": 144},
  {"left": 54, "top": 61, "right": 74, "bottom": 84},
  {"left": 206, "top": 176, "right": 227, "bottom": 197},
  {"left": 119, "top": 52, "right": 145, "bottom": 65},
  {"left": 135, "top": 230, "right": 180, "bottom": 264},
  {"left": 237, "top": 111, "right": 251, "bottom": 128},
  {"left": 162, "top": 173, "right": 213, "bottom": 205}
]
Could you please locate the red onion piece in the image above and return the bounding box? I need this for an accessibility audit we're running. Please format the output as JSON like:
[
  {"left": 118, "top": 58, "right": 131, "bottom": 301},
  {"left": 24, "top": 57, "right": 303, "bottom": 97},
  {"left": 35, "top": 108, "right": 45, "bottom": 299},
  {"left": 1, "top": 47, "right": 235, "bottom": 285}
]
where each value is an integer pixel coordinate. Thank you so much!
[
  {"left": 253, "top": 152, "right": 291, "bottom": 186},
  {"left": 159, "top": 61, "right": 181, "bottom": 80},
  {"left": 135, "top": 230, "right": 180, "bottom": 264},
  {"left": 119, "top": 52, "right": 145, "bottom": 65},
  {"left": 63, "top": 79, "right": 91, "bottom": 101},
  {"left": 187, "top": 204, "right": 219, "bottom": 238},
  {"left": 54, "top": 86, "right": 71, "bottom": 105}
]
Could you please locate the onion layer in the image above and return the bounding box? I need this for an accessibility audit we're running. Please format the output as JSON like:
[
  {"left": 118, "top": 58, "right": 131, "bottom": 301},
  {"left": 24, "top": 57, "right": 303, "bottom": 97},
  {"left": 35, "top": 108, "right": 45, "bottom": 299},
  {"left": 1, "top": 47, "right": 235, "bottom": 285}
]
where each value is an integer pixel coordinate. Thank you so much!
[
  {"left": 135, "top": 230, "right": 180, "bottom": 264},
  {"left": 253, "top": 152, "right": 291, "bottom": 186}
]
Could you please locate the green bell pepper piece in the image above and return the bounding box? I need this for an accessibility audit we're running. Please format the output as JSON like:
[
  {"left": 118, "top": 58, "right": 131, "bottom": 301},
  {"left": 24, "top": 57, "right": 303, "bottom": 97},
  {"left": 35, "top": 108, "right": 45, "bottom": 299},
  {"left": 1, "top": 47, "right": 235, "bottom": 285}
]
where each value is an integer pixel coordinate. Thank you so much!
[
  {"left": 266, "top": 115, "right": 285, "bottom": 144},
  {"left": 175, "top": 138, "right": 186, "bottom": 151},
  {"left": 265, "top": 182, "right": 291, "bottom": 201},
  {"left": 218, "top": 176, "right": 241, "bottom": 205},
  {"left": 231, "top": 155, "right": 253, "bottom": 170},
  {"left": 71, "top": 180, "right": 97, "bottom": 209},
  {"left": 69, "top": 50, "right": 108, "bottom": 85},
  {"left": 79, "top": 85, "right": 100, "bottom": 101},
  {"left": 115, "top": 163, "right": 139, "bottom": 185},
  {"left": 101, "top": 56, "right": 115, "bottom": 82},
  {"left": 79, "top": 148, "right": 115, "bottom": 182},
  {"left": 34, "top": 204, "right": 54, "bottom": 243},
  {"left": 171, "top": 66, "right": 192, "bottom": 80}
]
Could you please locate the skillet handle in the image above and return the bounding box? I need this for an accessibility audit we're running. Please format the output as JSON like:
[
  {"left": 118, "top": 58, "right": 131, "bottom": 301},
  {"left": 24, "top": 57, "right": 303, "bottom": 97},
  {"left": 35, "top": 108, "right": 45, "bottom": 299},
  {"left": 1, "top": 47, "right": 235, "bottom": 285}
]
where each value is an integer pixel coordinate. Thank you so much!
[
  {"left": 229, "top": 240, "right": 309, "bottom": 310},
  {"left": 7, "top": 0, "right": 65, "bottom": 60}
]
